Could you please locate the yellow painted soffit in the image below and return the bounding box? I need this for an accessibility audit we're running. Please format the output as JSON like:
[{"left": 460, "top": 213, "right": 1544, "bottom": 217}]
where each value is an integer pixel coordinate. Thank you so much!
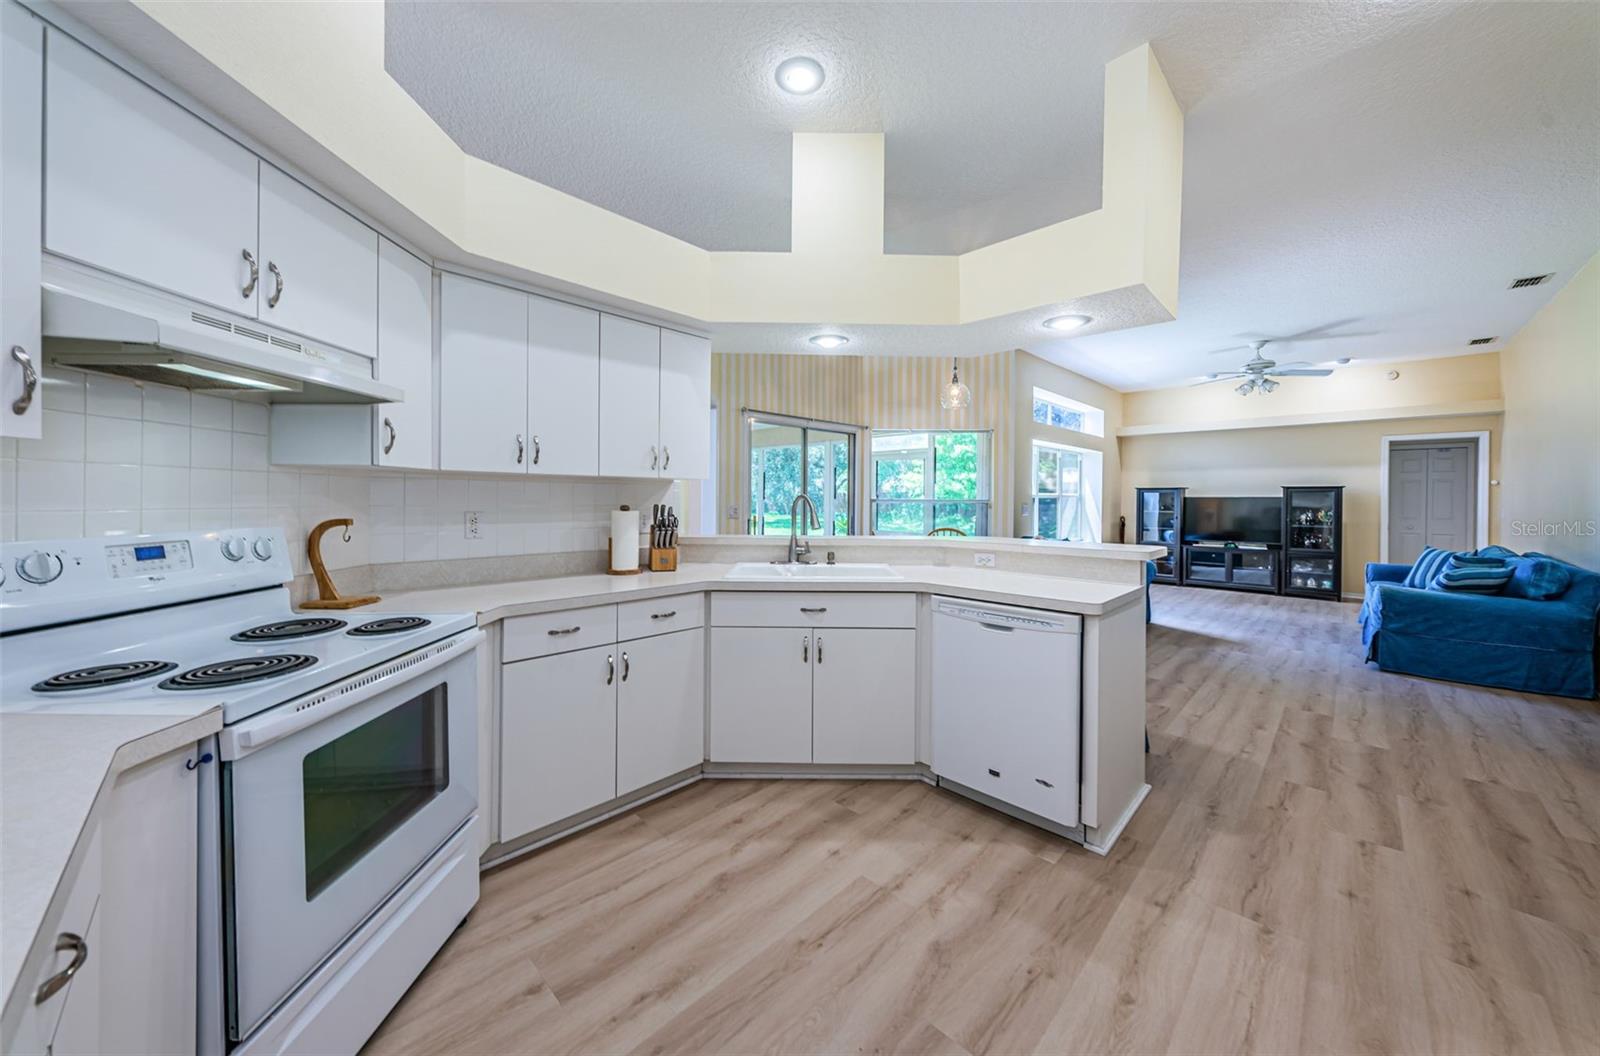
[{"left": 132, "top": 3, "right": 1182, "bottom": 330}]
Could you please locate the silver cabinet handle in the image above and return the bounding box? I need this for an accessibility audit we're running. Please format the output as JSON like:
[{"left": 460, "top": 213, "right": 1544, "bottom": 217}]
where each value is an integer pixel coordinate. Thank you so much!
[
  {"left": 10, "top": 347, "right": 37, "bottom": 415},
  {"left": 621, "top": 651, "right": 630, "bottom": 682},
  {"left": 266, "top": 261, "right": 284, "bottom": 308},
  {"left": 531, "top": 435, "right": 541, "bottom": 466},
  {"left": 606, "top": 653, "right": 615, "bottom": 685},
  {"left": 649, "top": 610, "right": 677, "bottom": 620},
  {"left": 382, "top": 417, "right": 396, "bottom": 455},
  {"left": 816, "top": 635, "right": 823, "bottom": 664},
  {"left": 547, "top": 626, "right": 581, "bottom": 637},
  {"left": 34, "top": 933, "right": 87, "bottom": 1005},
  {"left": 650, "top": 445, "right": 659, "bottom": 471},
  {"left": 662, "top": 445, "right": 671, "bottom": 471},
  {"left": 800, "top": 606, "right": 828, "bottom": 614},
  {"left": 516, "top": 434, "right": 525, "bottom": 465},
  {"left": 241, "top": 249, "right": 258, "bottom": 298},
  {"left": 802, "top": 635, "right": 809, "bottom": 663}
]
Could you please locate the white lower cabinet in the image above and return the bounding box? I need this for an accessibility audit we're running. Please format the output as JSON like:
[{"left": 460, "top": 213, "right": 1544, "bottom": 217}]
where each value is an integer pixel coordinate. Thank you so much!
[
  {"left": 708, "top": 626, "right": 815, "bottom": 763},
  {"left": 617, "top": 628, "right": 705, "bottom": 796},
  {"left": 500, "top": 643, "right": 618, "bottom": 841},
  {"left": 811, "top": 629, "right": 916, "bottom": 764}
]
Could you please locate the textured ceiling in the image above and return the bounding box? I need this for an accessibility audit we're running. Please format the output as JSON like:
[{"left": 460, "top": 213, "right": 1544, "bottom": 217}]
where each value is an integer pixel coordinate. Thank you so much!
[{"left": 385, "top": 1, "right": 1465, "bottom": 255}]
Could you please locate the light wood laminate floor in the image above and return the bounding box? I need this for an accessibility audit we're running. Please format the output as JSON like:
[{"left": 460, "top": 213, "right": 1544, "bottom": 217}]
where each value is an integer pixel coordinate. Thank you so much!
[{"left": 365, "top": 586, "right": 1600, "bottom": 1055}]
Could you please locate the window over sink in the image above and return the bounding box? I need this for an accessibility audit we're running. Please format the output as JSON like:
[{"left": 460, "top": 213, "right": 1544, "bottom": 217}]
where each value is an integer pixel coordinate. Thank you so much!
[{"left": 870, "top": 430, "right": 991, "bottom": 536}]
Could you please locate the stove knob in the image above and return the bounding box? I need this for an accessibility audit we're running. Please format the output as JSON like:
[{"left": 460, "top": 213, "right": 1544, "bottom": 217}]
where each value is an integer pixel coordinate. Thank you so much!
[
  {"left": 252, "top": 537, "right": 274, "bottom": 561},
  {"left": 16, "top": 551, "right": 63, "bottom": 585},
  {"left": 221, "top": 537, "right": 248, "bottom": 562}
]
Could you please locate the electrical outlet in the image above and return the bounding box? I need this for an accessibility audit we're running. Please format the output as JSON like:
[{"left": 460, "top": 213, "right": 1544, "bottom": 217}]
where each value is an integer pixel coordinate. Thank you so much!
[
  {"left": 974, "top": 552, "right": 996, "bottom": 568},
  {"left": 464, "top": 511, "right": 482, "bottom": 540}
]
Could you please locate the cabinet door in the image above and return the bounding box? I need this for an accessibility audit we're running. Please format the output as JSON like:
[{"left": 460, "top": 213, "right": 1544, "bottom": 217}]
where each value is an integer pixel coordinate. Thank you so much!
[
  {"left": 45, "top": 906, "right": 102, "bottom": 1056},
  {"left": 812, "top": 628, "right": 916, "bottom": 764},
  {"left": 500, "top": 645, "right": 618, "bottom": 840},
  {"left": 657, "top": 329, "right": 710, "bottom": 479},
  {"left": 526, "top": 294, "right": 599, "bottom": 477},
  {"left": 375, "top": 239, "right": 433, "bottom": 469},
  {"left": 598, "top": 314, "right": 660, "bottom": 477},
  {"left": 617, "top": 628, "right": 704, "bottom": 796},
  {"left": 439, "top": 274, "right": 527, "bottom": 473},
  {"left": 258, "top": 164, "right": 378, "bottom": 356},
  {"left": 709, "top": 627, "right": 812, "bottom": 763},
  {"left": 44, "top": 30, "right": 258, "bottom": 315},
  {"left": 0, "top": 1, "right": 42, "bottom": 439}
]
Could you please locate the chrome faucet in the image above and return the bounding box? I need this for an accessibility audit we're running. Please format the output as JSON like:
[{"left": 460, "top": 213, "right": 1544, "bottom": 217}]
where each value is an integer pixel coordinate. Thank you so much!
[{"left": 788, "top": 493, "right": 822, "bottom": 564}]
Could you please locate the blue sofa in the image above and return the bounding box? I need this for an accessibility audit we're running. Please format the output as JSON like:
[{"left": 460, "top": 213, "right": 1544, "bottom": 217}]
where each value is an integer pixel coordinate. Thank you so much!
[{"left": 1360, "top": 549, "right": 1600, "bottom": 699}]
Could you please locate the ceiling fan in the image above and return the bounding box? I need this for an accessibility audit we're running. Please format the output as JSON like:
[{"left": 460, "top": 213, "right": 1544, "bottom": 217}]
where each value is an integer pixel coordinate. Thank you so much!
[{"left": 1192, "top": 340, "right": 1333, "bottom": 395}]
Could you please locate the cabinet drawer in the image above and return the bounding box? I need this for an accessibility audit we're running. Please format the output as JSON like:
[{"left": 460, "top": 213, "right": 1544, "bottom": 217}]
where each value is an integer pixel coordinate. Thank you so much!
[
  {"left": 711, "top": 592, "right": 915, "bottom": 629},
  {"left": 618, "top": 595, "right": 704, "bottom": 641},
  {"left": 503, "top": 604, "right": 616, "bottom": 662}
]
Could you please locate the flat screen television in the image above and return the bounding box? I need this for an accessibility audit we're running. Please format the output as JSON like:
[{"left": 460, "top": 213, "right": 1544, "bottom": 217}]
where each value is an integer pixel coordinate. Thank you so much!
[{"left": 1183, "top": 496, "right": 1283, "bottom": 545}]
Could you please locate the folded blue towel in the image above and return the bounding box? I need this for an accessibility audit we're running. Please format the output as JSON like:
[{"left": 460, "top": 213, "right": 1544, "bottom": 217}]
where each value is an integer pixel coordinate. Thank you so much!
[{"left": 1431, "top": 554, "right": 1513, "bottom": 593}]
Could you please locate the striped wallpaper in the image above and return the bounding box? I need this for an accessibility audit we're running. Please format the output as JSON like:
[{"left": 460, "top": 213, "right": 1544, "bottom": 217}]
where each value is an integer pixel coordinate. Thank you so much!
[{"left": 711, "top": 351, "right": 1016, "bottom": 535}]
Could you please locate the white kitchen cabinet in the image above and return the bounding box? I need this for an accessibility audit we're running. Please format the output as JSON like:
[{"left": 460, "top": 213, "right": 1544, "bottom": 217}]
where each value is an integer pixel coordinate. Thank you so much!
[
  {"left": 709, "top": 626, "right": 814, "bottom": 763},
  {"left": 598, "top": 314, "right": 661, "bottom": 477},
  {"left": 43, "top": 902, "right": 101, "bottom": 1056},
  {"left": 0, "top": 0, "right": 42, "bottom": 440},
  {"left": 258, "top": 164, "right": 378, "bottom": 358},
  {"left": 440, "top": 274, "right": 529, "bottom": 473},
  {"left": 811, "top": 628, "right": 916, "bottom": 764},
  {"left": 375, "top": 239, "right": 434, "bottom": 469},
  {"left": 657, "top": 329, "right": 711, "bottom": 479},
  {"left": 500, "top": 644, "right": 618, "bottom": 841},
  {"left": 616, "top": 627, "right": 705, "bottom": 796},
  {"left": 44, "top": 29, "right": 259, "bottom": 316},
  {"left": 526, "top": 294, "right": 599, "bottom": 476}
]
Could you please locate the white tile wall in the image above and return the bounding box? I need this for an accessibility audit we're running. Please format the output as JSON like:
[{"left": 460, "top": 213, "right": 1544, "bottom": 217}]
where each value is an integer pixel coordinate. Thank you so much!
[{"left": 0, "top": 369, "right": 674, "bottom": 577}]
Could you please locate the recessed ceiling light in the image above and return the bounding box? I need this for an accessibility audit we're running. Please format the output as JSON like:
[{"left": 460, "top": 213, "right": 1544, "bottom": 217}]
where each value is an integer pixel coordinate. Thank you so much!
[
  {"left": 1042, "top": 314, "right": 1092, "bottom": 332},
  {"left": 776, "top": 56, "right": 825, "bottom": 95},
  {"left": 809, "top": 333, "right": 848, "bottom": 349}
]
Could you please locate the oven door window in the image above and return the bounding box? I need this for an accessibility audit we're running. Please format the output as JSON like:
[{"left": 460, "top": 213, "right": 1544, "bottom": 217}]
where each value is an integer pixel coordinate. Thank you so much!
[{"left": 302, "top": 685, "right": 449, "bottom": 900}]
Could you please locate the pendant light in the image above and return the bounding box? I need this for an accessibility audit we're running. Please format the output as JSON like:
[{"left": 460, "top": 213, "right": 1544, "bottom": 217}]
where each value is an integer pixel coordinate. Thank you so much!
[{"left": 939, "top": 357, "right": 972, "bottom": 411}]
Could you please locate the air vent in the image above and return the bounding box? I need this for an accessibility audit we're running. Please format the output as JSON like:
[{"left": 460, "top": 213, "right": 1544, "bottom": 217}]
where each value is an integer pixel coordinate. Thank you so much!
[
  {"left": 1508, "top": 273, "right": 1555, "bottom": 289},
  {"left": 269, "top": 335, "right": 303, "bottom": 353},
  {"left": 190, "top": 311, "right": 232, "bottom": 332},
  {"left": 1468, "top": 337, "right": 1498, "bottom": 346},
  {"left": 234, "top": 325, "right": 269, "bottom": 343}
]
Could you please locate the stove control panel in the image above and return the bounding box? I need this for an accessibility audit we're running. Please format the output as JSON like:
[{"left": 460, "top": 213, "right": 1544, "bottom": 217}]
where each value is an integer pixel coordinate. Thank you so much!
[{"left": 0, "top": 529, "right": 293, "bottom": 633}]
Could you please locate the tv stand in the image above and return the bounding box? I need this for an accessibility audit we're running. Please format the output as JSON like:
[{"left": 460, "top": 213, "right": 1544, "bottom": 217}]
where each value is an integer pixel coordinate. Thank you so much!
[{"left": 1181, "top": 543, "right": 1280, "bottom": 593}]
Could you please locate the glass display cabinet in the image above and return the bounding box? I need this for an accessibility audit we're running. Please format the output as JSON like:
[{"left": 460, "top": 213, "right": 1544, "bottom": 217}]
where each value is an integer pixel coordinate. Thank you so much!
[
  {"left": 1282, "top": 485, "right": 1345, "bottom": 599},
  {"left": 1135, "top": 487, "right": 1185, "bottom": 583}
]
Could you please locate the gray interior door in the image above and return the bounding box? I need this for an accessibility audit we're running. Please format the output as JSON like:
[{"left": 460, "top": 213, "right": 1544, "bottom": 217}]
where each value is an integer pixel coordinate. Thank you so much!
[{"left": 1388, "top": 441, "right": 1476, "bottom": 564}]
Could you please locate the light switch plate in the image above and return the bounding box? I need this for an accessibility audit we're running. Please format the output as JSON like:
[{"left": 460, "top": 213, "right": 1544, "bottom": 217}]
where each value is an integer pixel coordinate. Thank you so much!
[{"left": 464, "top": 511, "right": 482, "bottom": 539}]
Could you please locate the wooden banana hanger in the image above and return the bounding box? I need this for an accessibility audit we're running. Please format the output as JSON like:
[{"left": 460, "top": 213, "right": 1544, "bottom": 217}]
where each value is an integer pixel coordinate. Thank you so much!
[{"left": 301, "top": 518, "right": 381, "bottom": 610}]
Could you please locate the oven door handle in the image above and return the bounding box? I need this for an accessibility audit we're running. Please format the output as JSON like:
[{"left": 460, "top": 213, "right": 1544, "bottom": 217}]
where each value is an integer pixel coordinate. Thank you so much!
[{"left": 222, "top": 628, "right": 485, "bottom": 760}]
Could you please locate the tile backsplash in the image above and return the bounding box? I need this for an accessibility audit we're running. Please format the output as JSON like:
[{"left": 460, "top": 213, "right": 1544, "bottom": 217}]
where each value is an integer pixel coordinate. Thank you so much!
[{"left": 0, "top": 368, "right": 676, "bottom": 577}]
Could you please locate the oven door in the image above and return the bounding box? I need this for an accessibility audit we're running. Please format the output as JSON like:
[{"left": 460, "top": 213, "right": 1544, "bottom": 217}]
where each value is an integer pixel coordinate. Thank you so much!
[{"left": 219, "top": 628, "right": 482, "bottom": 1041}]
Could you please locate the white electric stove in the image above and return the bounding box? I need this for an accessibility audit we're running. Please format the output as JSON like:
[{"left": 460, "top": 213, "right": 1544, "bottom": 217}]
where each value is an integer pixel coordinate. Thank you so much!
[{"left": 0, "top": 529, "right": 484, "bottom": 1054}]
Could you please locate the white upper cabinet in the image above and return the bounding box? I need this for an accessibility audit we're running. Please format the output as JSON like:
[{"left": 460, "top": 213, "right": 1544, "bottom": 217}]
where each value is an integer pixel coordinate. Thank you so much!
[
  {"left": 526, "top": 294, "right": 599, "bottom": 477},
  {"left": 658, "top": 329, "right": 711, "bottom": 479},
  {"left": 258, "top": 164, "right": 378, "bottom": 357},
  {"left": 598, "top": 314, "right": 661, "bottom": 477},
  {"left": 44, "top": 30, "right": 259, "bottom": 316},
  {"left": 375, "top": 239, "right": 434, "bottom": 469},
  {"left": 439, "top": 273, "right": 528, "bottom": 473},
  {"left": 1, "top": 1, "right": 43, "bottom": 440}
]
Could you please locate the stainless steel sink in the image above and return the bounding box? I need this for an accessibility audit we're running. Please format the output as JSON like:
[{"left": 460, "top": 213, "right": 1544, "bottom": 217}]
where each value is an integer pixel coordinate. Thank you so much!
[{"left": 724, "top": 561, "right": 903, "bottom": 581}]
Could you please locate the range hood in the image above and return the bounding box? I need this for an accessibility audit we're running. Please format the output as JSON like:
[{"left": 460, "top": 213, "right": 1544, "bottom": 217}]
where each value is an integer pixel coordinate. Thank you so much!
[{"left": 41, "top": 257, "right": 404, "bottom": 404}]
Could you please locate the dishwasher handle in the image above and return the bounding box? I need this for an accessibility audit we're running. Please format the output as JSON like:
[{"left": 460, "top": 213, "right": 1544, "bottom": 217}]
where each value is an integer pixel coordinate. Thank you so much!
[{"left": 978, "top": 622, "right": 1015, "bottom": 633}]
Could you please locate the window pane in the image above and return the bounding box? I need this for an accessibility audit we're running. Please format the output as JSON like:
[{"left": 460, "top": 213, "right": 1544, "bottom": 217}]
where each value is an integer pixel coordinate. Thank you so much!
[
  {"left": 1061, "top": 495, "right": 1083, "bottom": 540},
  {"left": 874, "top": 457, "right": 925, "bottom": 500},
  {"left": 1036, "top": 497, "right": 1060, "bottom": 539},
  {"left": 1034, "top": 449, "right": 1059, "bottom": 493},
  {"left": 1048, "top": 404, "right": 1084, "bottom": 431},
  {"left": 1032, "top": 398, "right": 1049, "bottom": 425},
  {"left": 1059, "top": 453, "right": 1081, "bottom": 495},
  {"left": 933, "top": 432, "right": 980, "bottom": 500},
  {"left": 933, "top": 501, "right": 982, "bottom": 536},
  {"left": 750, "top": 422, "right": 803, "bottom": 536},
  {"left": 873, "top": 501, "right": 925, "bottom": 535}
]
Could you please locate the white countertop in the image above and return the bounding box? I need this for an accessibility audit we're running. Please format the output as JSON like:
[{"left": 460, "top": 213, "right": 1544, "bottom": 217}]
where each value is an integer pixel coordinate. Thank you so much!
[
  {"left": 0, "top": 707, "right": 220, "bottom": 1004},
  {"left": 368, "top": 562, "right": 1145, "bottom": 623},
  {"left": 679, "top": 534, "right": 1168, "bottom": 562}
]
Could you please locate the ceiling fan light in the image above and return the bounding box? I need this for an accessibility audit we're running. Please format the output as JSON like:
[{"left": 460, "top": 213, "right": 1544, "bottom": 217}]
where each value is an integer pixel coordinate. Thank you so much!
[
  {"left": 1235, "top": 380, "right": 1256, "bottom": 396},
  {"left": 1260, "top": 377, "right": 1280, "bottom": 393}
]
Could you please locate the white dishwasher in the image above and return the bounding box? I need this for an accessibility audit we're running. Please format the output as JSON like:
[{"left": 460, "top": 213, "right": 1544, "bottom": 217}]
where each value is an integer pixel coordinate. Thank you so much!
[{"left": 930, "top": 596, "right": 1082, "bottom": 828}]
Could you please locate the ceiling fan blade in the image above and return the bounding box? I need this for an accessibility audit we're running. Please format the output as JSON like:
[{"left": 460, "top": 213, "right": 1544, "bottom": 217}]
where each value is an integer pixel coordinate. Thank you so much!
[
  {"left": 1268, "top": 361, "right": 1316, "bottom": 369},
  {"left": 1268, "top": 368, "right": 1334, "bottom": 377},
  {"left": 1189, "top": 372, "right": 1247, "bottom": 385},
  {"left": 1202, "top": 344, "right": 1253, "bottom": 357}
]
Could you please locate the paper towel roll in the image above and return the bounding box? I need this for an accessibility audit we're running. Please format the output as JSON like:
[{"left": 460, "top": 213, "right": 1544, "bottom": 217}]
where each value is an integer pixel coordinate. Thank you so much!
[{"left": 610, "top": 508, "right": 640, "bottom": 573}]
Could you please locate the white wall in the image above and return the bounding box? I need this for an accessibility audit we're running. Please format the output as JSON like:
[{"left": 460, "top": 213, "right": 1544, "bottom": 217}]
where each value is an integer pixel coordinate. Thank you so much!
[{"left": 0, "top": 368, "right": 674, "bottom": 576}]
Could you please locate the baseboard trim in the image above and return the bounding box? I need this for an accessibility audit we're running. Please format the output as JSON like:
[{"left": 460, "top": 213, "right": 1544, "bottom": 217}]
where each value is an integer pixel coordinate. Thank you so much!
[{"left": 1083, "top": 781, "right": 1150, "bottom": 856}]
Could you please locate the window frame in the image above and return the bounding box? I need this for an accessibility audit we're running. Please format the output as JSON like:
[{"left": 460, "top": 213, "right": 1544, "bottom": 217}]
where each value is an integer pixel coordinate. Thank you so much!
[
  {"left": 1031, "top": 386, "right": 1105, "bottom": 438},
  {"left": 741, "top": 409, "right": 862, "bottom": 537},
  {"left": 1031, "top": 438, "right": 1097, "bottom": 542},
  {"left": 869, "top": 429, "right": 992, "bottom": 536}
]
